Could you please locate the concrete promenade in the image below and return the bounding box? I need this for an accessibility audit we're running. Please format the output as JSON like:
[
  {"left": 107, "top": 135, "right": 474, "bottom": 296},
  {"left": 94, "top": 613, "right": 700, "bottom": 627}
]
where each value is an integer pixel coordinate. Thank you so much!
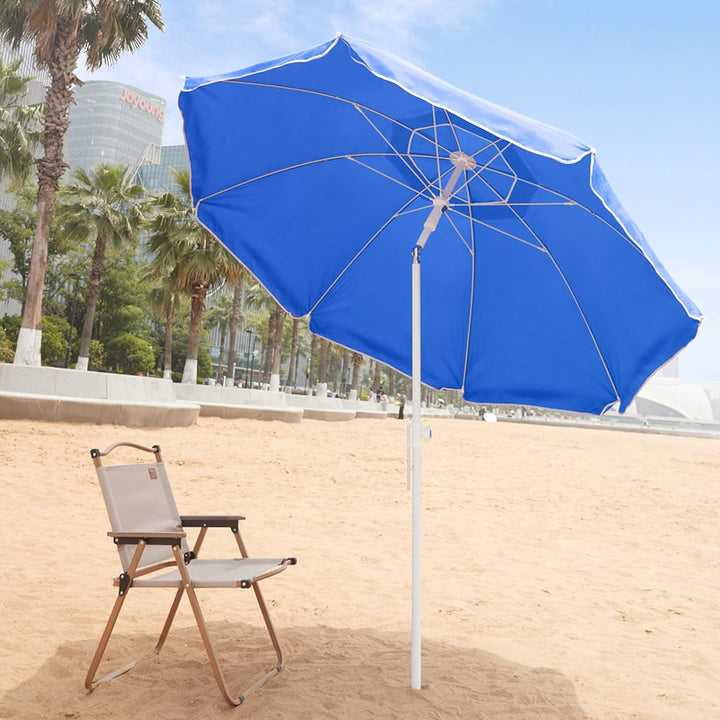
[{"left": 0, "top": 364, "right": 443, "bottom": 427}]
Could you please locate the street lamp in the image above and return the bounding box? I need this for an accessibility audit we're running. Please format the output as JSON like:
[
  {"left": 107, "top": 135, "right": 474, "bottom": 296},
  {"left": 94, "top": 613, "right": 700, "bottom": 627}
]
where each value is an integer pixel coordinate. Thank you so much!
[{"left": 64, "top": 273, "right": 82, "bottom": 368}]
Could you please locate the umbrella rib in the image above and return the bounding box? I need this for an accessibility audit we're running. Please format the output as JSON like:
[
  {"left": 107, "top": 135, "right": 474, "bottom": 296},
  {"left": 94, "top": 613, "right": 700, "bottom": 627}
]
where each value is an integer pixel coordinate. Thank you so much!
[
  {"left": 500, "top": 204, "right": 622, "bottom": 401},
  {"left": 432, "top": 106, "right": 443, "bottom": 193},
  {"left": 445, "top": 207, "right": 548, "bottom": 251},
  {"left": 227, "top": 79, "right": 466, "bottom": 180},
  {"left": 194, "top": 152, "right": 435, "bottom": 207},
  {"left": 308, "top": 188, "right": 436, "bottom": 316},
  {"left": 464, "top": 167, "right": 645, "bottom": 254},
  {"left": 449, "top": 163, "right": 620, "bottom": 398},
  {"left": 345, "top": 156, "right": 436, "bottom": 200},
  {"left": 353, "top": 104, "right": 433, "bottom": 189},
  {"left": 460, "top": 168, "right": 478, "bottom": 393},
  {"left": 443, "top": 209, "right": 474, "bottom": 254}
]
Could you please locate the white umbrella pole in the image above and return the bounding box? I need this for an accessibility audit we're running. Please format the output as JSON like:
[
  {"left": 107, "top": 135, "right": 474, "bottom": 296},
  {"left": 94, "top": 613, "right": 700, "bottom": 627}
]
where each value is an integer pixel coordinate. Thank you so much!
[
  {"left": 409, "top": 157, "right": 469, "bottom": 690},
  {"left": 410, "top": 245, "right": 423, "bottom": 690}
]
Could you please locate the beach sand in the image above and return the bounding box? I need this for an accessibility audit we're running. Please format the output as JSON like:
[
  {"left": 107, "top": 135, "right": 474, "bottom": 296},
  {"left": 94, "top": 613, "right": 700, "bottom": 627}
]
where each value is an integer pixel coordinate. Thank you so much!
[{"left": 0, "top": 415, "right": 718, "bottom": 719}]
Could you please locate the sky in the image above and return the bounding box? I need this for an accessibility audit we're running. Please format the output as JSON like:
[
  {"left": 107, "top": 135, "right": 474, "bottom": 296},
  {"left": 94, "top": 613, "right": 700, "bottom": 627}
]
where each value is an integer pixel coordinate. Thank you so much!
[{"left": 80, "top": 0, "right": 720, "bottom": 383}]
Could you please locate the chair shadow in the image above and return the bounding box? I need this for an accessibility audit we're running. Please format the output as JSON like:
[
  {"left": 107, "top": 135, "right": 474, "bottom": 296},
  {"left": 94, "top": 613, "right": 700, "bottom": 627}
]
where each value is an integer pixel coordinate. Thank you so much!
[{"left": 0, "top": 621, "right": 588, "bottom": 720}]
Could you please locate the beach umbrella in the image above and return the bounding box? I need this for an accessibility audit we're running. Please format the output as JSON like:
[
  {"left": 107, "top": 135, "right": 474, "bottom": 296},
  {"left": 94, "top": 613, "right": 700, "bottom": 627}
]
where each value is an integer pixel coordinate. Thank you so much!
[{"left": 178, "top": 35, "right": 701, "bottom": 688}]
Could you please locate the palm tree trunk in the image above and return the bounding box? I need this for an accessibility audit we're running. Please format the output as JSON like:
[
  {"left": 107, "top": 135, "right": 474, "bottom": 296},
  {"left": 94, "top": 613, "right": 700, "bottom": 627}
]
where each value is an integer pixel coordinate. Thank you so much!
[
  {"left": 309, "top": 333, "right": 318, "bottom": 390},
  {"left": 262, "top": 310, "right": 274, "bottom": 384},
  {"left": 76, "top": 234, "right": 107, "bottom": 371},
  {"left": 350, "top": 352, "right": 363, "bottom": 400},
  {"left": 286, "top": 318, "right": 299, "bottom": 390},
  {"left": 269, "top": 305, "right": 286, "bottom": 391},
  {"left": 373, "top": 361, "right": 382, "bottom": 395},
  {"left": 225, "top": 279, "right": 242, "bottom": 385},
  {"left": 317, "top": 337, "right": 330, "bottom": 397},
  {"left": 181, "top": 280, "right": 207, "bottom": 384},
  {"left": 216, "top": 330, "right": 226, "bottom": 384},
  {"left": 163, "top": 303, "right": 174, "bottom": 379},
  {"left": 340, "top": 350, "right": 350, "bottom": 395},
  {"left": 14, "top": 16, "right": 79, "bottom": 366}
]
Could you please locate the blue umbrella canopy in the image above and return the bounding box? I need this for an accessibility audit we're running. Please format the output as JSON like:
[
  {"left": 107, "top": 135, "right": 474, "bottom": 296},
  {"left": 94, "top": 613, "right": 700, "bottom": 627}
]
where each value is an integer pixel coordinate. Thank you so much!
[
  {"left": 179, "top": 35, "right": 700, "bottom": 415},
  {"left": 180, "top": 35, "right": 702, "bottom": 690}
]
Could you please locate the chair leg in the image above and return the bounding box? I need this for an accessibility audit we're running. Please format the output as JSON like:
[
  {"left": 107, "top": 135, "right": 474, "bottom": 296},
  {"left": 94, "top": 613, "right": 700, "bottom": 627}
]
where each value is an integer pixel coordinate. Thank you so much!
[
  {"left": 170, "top": 546, "right": 285, "bottom": 706},
  {"left": 155, "top": 586, "right": 185, "bottom": 653},
  {"left": 86, "top": 542, "right": 147, "bottom": 690}
]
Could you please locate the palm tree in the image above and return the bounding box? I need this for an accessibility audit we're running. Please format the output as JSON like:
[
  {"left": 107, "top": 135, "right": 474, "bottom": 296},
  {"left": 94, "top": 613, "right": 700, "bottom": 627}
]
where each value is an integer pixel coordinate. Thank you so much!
[
  {"left": 223, "top": 263, "right": 247, "bottom": 387},
  {"left": 143, "top": 181, "right": 189, "bottom": 380},
  {"left": 147, "top": 276, "right": 183, "bottom": 379},
  {"left": 205, "top": 292, "right": 235, "bottom": 384},
  {"left": 55, "top": 164, "right": 146, "bottom": 370},
  {"left": 243, "top": 281, "right": 276, "bottom": 384},
  {"left": 145, "top": 168, "right": 235, "bottom": 384},
  {"left": 350, "top": 352, "right": 363, "bottom": 399},
  {"left": 267, "top": 303, "right": 286, "bottom": 391},
  {"left": 0, "top": 56, "right": 43, "bottom": 190},
  {"left": 286, "top": 318, "right": 301, "bottom": 390},
  {"left": 1, "top": 0, "right": 163, "bottom": 366},
  {"left": 317, "top": 337, "right": 330, "bottom": 396}
]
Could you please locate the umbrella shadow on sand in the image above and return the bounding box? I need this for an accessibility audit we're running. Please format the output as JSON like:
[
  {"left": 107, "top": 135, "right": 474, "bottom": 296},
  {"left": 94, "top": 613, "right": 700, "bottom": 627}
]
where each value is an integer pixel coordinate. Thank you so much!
[{"left": 0, "top": 621, "right": 588, "bottom": 720}]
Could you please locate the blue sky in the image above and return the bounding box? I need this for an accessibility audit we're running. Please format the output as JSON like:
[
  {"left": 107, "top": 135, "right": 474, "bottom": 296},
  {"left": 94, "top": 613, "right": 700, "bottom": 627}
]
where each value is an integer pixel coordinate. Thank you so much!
[{"left": 81, "top": 0, "right": 720, "bottom": 382}]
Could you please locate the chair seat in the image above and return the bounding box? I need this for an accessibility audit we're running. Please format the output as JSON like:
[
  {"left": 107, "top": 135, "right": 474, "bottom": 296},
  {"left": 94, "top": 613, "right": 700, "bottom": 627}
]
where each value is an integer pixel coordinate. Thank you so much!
[{"left": 132, "top": 558, "right": 286, "bottom": 588}]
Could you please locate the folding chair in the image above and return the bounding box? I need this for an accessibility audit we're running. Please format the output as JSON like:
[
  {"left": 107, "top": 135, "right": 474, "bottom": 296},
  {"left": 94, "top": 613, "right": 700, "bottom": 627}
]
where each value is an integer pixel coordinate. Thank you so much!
[{"left": 85, "top": 441, "right": 296, "bottom": 706}]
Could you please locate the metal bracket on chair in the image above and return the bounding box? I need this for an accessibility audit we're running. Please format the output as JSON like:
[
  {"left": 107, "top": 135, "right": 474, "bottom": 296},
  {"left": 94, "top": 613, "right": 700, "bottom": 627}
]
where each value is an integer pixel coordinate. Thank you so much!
[
  {"left": 118, "top": 572, "right": 131, "bottom": 596},
  {"left": 184, "top": 550, "right": 196, "bottom": 564}
]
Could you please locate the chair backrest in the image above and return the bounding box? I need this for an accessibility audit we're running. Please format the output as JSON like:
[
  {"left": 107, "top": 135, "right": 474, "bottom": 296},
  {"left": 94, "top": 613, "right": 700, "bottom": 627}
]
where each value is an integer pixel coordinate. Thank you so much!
[{"left": 96, "top": 461, "right": 189, "bottom": 571}]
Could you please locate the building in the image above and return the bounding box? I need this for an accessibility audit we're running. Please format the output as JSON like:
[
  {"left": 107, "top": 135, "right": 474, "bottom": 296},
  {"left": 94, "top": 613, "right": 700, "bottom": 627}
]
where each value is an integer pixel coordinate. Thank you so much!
[
  {"left": 63, "top": 80, "right": 165, "bottom": 180},
  {"left": 137, "top": 144, "right": 188, "bottom": 192}
]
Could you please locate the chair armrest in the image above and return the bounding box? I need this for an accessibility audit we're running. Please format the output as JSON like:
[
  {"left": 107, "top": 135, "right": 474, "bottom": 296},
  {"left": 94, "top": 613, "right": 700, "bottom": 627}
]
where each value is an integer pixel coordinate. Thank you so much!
[
  {"left": 180, "top": 515, "right": 246, "bottom": 528},
  {"left": 108, "top": 530, "right": 186, "bottom": 545}
]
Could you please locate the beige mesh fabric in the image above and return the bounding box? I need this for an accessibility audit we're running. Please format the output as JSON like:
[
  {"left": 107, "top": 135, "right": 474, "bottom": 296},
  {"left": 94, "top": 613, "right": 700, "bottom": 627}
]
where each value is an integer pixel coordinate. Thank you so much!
[{"left": 97, "top": 462, "right": 189, "bottom": 571}]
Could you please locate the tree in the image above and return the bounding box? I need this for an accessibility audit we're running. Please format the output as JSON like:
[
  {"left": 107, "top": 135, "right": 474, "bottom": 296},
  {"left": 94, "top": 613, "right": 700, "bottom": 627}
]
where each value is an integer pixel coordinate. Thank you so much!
[
  {"left": 94, "top": 247, "right": 152, "bottom": 346},
  {"left": 350, "top": 352, "right": 363, "bottom": 399},
  {"left": 55, "top": 164, "right": 146, "bottom": 370},
  {"left": 0, "top": 182, "right": 78, "bottom": 313},
  {"left": 0, "top": 56, "right": 43, "bottom": 190},
  {"left": 1, "top": 0, "right": 163, "bottom": 366},
  {"left": 105, "top": 332, "right": 154, "bottom": 375},
  {"left": 0, "top": 326, "right": 14, "bottom": 362},
  {"left": 225, "top": 274, "right": 245, "bottom": 386},
  {"left": 317, "top": 337, "right": 330, "bottom": 395},
  {"left": 244, "top": 280, "right": 274, "bottom": 382},
  {"left": 286, "top": 318, "right": 300, "bottom": 390},
  {"left": 205, "top": 291, "right": 235, "bottom": 383},
  {"left": 38, "top": 313, "right": 69, "bottom": 365},
  {"left": 147, "top": 276, "right": 183, "bottom": 379},
  {"left": 144, "top": 169, "right": 236, "bottom": 384},
  {"left": 268, "top": 303, "right": 286, "bottom": 391}
]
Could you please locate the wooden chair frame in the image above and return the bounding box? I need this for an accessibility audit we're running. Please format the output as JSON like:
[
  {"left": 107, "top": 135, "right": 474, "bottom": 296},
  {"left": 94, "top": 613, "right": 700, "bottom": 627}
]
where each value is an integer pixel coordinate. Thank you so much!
[{"left": 85, "top": 441, "right": 296, "bottom": 706}]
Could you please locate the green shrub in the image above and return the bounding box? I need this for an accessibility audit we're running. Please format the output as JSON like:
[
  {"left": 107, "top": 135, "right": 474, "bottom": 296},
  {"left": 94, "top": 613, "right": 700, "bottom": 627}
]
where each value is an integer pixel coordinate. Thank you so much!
[
  {"left": 89, "top": 339, "right": 105, "bottom": 371},
  {"left": 40, "top": 315, "right": 70, "bottom": 366},
  {"left": 0, "top": 315, "right": 21, "bottom": 345},
  {"left": 105, "top": 333, "right": 155, "bottom": 375},
  {"left": 0, "top": 327, "right": 13, "bottom": 362}
]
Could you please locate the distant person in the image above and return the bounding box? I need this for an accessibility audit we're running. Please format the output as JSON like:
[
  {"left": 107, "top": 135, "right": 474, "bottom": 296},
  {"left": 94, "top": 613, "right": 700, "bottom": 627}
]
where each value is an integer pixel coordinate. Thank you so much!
[
  {"left": 397, "top": 392, "right": 405, "bottom": 420},
  {"left": 376, "top": 387, "right": 383, "bottom": 403}
]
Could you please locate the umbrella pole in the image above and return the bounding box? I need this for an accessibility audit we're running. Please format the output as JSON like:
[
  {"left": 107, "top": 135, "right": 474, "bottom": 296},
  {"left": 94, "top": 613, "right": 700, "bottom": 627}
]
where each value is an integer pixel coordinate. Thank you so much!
[
  {"left": 411, "top": 245, "right": 423, "bottom": 690},
  {"left": 409, "top": 157, "right": 469, "bottom": 690}
]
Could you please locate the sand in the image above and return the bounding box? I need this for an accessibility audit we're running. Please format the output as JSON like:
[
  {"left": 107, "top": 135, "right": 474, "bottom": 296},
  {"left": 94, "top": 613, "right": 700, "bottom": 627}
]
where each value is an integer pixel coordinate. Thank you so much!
[{"left": 0, "top": 415, "right": 718, "bottom": 719}]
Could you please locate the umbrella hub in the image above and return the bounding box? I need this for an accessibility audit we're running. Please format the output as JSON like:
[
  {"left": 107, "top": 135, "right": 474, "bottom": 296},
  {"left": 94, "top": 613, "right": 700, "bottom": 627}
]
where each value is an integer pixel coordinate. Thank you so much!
[{"left": 449, "top": 150, "right": 477, "bottom": 171}]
